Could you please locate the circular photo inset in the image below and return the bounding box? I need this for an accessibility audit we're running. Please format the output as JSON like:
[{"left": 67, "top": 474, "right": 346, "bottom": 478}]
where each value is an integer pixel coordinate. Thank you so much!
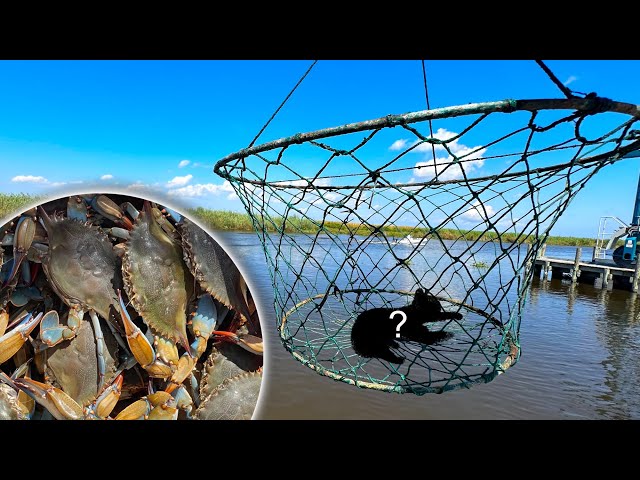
[{"left": 0, "top": 193, "right": 263, "bottom": 420}]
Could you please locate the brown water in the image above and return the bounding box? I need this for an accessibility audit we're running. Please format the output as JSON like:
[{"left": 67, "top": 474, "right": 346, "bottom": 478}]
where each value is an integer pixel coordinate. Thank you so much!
[{"left": 219, "top": 233, "right": 640, "bottom": 420}]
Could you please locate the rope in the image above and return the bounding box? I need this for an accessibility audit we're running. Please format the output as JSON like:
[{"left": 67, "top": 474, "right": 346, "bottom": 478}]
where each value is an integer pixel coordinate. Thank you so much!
[
  {"left": 535, "top": 60, "right": 576, "bottom": 99},
  {"left": 421, "top": 60, "right": 438, "bottom": 180},
  {"left": 247, "top": 60, "right": 318, "bottom": 149}
]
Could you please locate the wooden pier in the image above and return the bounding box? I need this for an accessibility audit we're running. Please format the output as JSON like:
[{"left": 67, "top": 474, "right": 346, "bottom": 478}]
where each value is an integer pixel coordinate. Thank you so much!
[{"left": 533, "top": 245, "right": 640, "bottom": 292}]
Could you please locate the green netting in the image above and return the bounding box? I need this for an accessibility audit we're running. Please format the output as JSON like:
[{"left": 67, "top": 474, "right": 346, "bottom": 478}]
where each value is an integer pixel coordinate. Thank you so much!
[{"left": 215, "top": 95, "right": 640, "bottom": 395}]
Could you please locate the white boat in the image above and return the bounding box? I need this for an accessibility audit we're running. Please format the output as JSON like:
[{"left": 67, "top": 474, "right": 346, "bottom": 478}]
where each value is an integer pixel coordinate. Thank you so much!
[{"left": 393, "top": 235, "right": 421, "bottom": 246}]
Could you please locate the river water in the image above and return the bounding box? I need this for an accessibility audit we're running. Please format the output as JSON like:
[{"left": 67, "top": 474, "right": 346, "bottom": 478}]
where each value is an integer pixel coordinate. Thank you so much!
[{"left": 218, "top": 232, "right": 640, "bottom": 420}]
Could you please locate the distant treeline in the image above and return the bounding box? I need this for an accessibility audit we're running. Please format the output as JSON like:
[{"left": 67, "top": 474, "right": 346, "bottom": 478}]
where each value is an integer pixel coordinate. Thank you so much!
[{"left": 0, "top": 193, "right": 601, "bottom": 247}]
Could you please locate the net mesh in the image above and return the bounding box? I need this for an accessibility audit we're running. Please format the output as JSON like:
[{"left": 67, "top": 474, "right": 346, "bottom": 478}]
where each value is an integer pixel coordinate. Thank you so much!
[{"left": 215, "top": 96, "right": 640, "bottom": 394}]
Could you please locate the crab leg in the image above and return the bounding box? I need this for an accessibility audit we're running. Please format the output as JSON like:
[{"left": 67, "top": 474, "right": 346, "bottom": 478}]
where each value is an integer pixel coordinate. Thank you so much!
[
  {"left": 121, "top": 202, "right": 139, "bottom": 221},
  {"left": 88, "top": 311, "right": 107, "bottom": 392},
  {"left": 103, "top": 319, "right": 137, "bottom": 370},
  {"left": 20, "top": 261, "right": 31, "bottom": 284},
  {"left": 189, "top": 373, "right": 200, "bottom": 408},
  {"left": 104, "top": 227, "right": 130, "bottom": 240},
  {"left": 165, "top": 295, "right": 219, "bottom": 393},
  {"left": 213, "top": 330, "right": 264, "bottom": 356},
  {"left": 4, "top": 216, "right": 36, "bottom": 287},
  {"left": 0, "top": 312, "right": 43, "bottom": 364},
  {"left": 10, "top": 285, "right": 42, "bottom": 308}
]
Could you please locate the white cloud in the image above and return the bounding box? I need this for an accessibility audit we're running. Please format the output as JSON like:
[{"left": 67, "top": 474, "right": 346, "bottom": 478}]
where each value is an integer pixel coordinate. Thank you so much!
[
  {"left": 11, "top": 175, "right": 72, "bottom": 187},
  {"left": 178, "top": 160, "right": 191, "bottom": 168},
  {"left": 389, "top": 139, "right": 409, "bottom": 151},
  {"left": 166, "top": 174, "right": 193, "bottom": 188},
  {"left": 11, "top": 175, "right": 49, "bottom": 184},
  {"left": 168, "top": 181, "right": 233, "bottom": 198},
  {"left": 101, "top": 174, "right": 114, "bottom": 180},
  {"left": 412, "top": 128, "right": 486, "bottom": 181},
  {"left": 563, "top": 75, "right": 577, "bottom": 86},
  {"left": 460, "top": 201, "right": 496, "bottom": 222}
]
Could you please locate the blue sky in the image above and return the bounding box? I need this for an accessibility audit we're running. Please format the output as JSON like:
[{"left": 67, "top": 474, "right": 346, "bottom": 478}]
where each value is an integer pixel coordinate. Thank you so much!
[{"left": 0, "top": 60, "right": 639, "bottom": 237}]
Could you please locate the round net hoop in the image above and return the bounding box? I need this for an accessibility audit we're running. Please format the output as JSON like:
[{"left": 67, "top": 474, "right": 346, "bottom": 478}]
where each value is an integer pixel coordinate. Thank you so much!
[{"left": 215, "top": 96, "right": 640, "bottom": 395}]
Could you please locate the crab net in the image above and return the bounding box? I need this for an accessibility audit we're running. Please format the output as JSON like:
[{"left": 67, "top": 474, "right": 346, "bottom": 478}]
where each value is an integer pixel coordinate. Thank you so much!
[{"left": 215, "top": 94, "right": 640, "bottom": 394}]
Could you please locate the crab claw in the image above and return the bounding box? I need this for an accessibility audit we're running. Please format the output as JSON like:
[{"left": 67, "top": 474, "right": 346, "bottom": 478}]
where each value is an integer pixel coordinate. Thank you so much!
[
  {"left": 4, "top": 216, "right": 36, "bottom": 287},
  {"left": 146, "top": 392, "right": 178, "bottom": 420},
  {"left": 115, "top": 391, "right": 178, "bottom": 420},
  {"left": 0, "top": 310, "right": 8, "bottom": 337},
  {"left": 0, "top": 370, "right": 17, "bottom": 389},
  {"left": 117, "top": 290, "right": 172, "bottom": 378},
  {"left": 90, "top": 195, "right": 134, "bottom": 230},
  {"left": 164, "top": 354, "right": 196, "bottom": 394},
  {"left": 39, "top": 309, "right": 82, "bottom": 347},
  {"left": 0, "top": 312, "right": 43, "bottom": 364},
  {"left": 14, "top": 377, "right": 83, "bottom": 420},
  {"left": 114, "top": 397, "right": 151, "bottom": 420},
  {"left": 213, "top": 330, "right": 263, "bottom": 356},
  {"left": 117, "top": 291, "right": 155, "bottom": 367},
  {"left": 11, "top": 360, "right": 36, "bottom": 419},
  {"left": 90, "top": 374, "right": 123, "bottom": 419}
]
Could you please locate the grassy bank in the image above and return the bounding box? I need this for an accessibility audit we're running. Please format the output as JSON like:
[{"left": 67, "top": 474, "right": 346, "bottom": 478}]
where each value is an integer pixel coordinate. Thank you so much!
[
  {"left": 1, "top": 193, "right": 600, "bottom": 247},
  {"left": 0, "top": 194, "right": 41, "bottom": 219}
]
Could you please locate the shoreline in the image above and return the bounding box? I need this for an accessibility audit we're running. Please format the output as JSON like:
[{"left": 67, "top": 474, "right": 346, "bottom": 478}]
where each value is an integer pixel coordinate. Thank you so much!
[{"left": 1, "top": 193, "right": 599, "bottom": 247}]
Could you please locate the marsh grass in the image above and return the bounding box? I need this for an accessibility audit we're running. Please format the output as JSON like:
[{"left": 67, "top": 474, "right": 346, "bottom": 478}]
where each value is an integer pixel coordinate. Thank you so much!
[
  {"left": 0, "top": 193, "right": 607, "bottom": 247},
  {"left": 0, "top": 194, "right": 42, "bottom": 220}
]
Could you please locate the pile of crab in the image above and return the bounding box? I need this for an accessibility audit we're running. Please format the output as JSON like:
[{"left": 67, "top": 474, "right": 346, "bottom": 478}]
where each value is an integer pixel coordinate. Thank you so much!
[{"left": 0, "top": 194, "right": 262, "bottom": 420}]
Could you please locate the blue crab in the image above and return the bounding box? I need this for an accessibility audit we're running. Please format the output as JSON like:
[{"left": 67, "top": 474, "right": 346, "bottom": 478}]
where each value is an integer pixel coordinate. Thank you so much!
[
  {"left": 2, "top": 193, "right": 263, "bottom": 420},
  {"left": 192, "top": 341, "right": 262, "bottom": 420}
]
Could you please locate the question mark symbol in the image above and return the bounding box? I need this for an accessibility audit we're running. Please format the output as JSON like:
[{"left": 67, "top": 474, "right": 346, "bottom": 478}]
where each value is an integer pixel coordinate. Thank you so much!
[{"left": 391, "top": 310, "right": 407, "bottom": 339}]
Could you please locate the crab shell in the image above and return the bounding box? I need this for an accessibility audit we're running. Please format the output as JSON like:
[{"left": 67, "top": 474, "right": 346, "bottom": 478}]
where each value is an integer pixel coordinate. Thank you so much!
[
  {"left": 199, "top": 343, "right": 263, "bottom": 399},
  {"left": 181, "top": 218, "right": 252, "bottom": 326},
  {"left": 194, "top": 369, "right": 262, "bottom": 420},
  {"left": 45, "top": 317, "right": 119, "bottom": 408},
  {"left": 38, "top": 208, "right": 121, "bottom": 320},
  {"left": 122, "top": 202, "right": 192, "bottom": 351}
]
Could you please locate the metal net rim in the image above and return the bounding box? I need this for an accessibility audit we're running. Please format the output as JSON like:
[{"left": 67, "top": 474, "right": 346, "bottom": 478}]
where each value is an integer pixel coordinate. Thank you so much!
[
  {"left": 280, "top": 289, "right": 520, "bottom": 395},
  {"left": 214, "top": 97, "right": 640, "bottom": 188}
]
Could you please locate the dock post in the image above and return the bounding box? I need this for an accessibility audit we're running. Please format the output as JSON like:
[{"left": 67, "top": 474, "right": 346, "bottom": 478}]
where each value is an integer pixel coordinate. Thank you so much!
[
  {"left": 595, "top": 275, "right": 602, "bottom": 289},
  {"left": 525, "top": 243, "right": 533, "bottom": 278},
  {"left": 634, "top": 260, "right": 640, "bottom": 293},
  {"left": 540, "top": 243, "right": 547, "bottom": 259},
  {"left": 543, "top": 261, "right": 549, "bottom": 280},
  {"left": 546, "top": 263, "right": 553, "bottom": 281},
  {"left": 602, "top": 267, "right": 611, "bottom": 290},
  {"left": 572, "top": 247, "right": 582, "bottom": 283}
]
